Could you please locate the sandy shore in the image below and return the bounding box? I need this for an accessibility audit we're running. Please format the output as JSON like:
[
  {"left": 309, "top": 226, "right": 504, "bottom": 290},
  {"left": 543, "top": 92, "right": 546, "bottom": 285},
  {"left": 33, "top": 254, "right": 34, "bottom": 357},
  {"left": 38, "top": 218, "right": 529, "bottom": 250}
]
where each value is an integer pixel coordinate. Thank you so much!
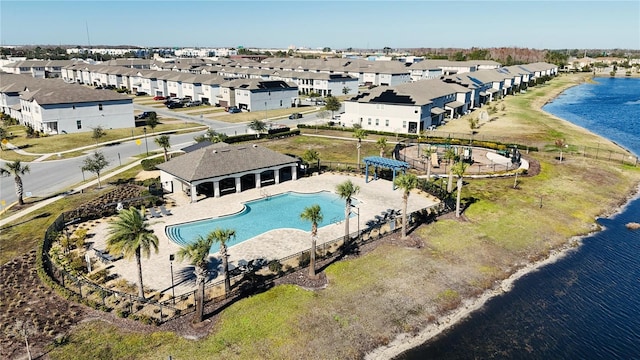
[{"left": 365, "top": 75, "right": 640, "bottom": 359}]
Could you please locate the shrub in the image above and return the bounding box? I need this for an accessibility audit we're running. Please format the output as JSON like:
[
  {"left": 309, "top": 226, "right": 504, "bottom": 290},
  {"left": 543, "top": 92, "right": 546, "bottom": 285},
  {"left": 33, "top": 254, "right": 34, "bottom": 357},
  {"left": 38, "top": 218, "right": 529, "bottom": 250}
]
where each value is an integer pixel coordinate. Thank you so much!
[
  {"left": 268, "top": 260, "right": 282, "bottom": 274},
  {"left": 298, "top": 251, "right": 310, "bottom": 267},
  {"left": 141, "top": 157, "right": 165, "bottom": 171}
]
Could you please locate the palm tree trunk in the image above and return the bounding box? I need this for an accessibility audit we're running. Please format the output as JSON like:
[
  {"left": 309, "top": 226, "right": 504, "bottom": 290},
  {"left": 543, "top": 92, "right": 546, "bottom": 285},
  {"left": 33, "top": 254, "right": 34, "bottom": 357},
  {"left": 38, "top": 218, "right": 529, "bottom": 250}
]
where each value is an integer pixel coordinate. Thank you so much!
[
  {"left": 222, "top": 246, "right": 230, "bottom": 295},
  {"left": 357, "top": 141, "right": 361, "bottom": 169},
  {"left": 401, "top": 193, "right": 408, "bottom": 238},
  {"left": 96, "top": 172, "right": 102, "bottom": 188},
  {"left": 135, "top": 249, "right": 145, "bottom": 299},
  {"left": 344, "top": 199, "right": 350, "bottom": 245},
  {"left": 426, "top": 161, "right": 432, "bottom": 181},
  {"left": 456, "top": 177, "right": 463, "bottom": 217},
  {"left": 194, "top": 271, "right": 205, "bottom": 323},
  {"left": 309, "top": 227, "right": 317, "bottom": 278},
  {"left": 447, "top": 168, "right": 454, "bottom": 193},
  {"left": 163, "top": 149, "right": 168, "bottom": 162},
  {"left": 15, "top": 176, "right": 24, "bottom": 205}
]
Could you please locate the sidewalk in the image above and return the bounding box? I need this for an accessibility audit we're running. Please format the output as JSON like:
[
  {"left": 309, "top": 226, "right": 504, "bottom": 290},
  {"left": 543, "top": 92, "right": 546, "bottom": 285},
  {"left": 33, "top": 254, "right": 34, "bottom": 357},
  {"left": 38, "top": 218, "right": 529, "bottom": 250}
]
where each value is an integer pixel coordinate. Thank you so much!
[{"left": 0, "top": 156, "right": 154, "bottom": 228}]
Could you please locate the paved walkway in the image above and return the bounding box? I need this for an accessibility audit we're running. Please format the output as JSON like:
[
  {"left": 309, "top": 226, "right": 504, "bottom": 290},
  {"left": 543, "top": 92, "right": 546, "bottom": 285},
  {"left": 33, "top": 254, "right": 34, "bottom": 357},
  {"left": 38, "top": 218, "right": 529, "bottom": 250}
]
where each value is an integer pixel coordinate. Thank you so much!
[{"left": 86, "top": 173, "right": 439, "bottom": 296}]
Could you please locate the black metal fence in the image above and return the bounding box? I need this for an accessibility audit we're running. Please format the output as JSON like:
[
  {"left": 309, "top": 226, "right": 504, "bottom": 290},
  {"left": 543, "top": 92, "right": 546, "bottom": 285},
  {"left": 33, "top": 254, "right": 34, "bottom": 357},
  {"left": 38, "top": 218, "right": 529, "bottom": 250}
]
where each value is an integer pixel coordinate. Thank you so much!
[{"left": 40, "top": 201, "right": 447, "bottom": 325}]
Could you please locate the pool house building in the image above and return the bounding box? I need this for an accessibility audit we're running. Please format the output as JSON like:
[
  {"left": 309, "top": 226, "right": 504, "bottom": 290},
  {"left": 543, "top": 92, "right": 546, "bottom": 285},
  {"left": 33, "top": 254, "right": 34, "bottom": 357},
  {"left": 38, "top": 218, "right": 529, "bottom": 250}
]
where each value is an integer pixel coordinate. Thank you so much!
[{"left": 157, "top": 143, "right": 300, "bottom": 202}]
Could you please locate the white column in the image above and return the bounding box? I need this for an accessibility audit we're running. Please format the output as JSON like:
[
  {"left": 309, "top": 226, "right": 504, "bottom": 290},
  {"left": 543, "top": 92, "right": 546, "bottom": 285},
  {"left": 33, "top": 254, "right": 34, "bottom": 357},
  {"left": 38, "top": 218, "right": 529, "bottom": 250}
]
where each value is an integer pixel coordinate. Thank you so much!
[
  {"left": 291, "top": 165, "right": 297, "bottom": 180},
  {"left": 255, "top": 173, "right": 261, "bottom": 188},
  {"left": 190, "top": 184, "right": 197, "bottom": 203},
  {"left": 235, "top": 177, "right": 241, "bottom": 193},
  {"left": 214, "top": 181, "right": 220, "bottom": 197},
  {"left": 274, "top": 168, "right": 280, "bottom": 184}
]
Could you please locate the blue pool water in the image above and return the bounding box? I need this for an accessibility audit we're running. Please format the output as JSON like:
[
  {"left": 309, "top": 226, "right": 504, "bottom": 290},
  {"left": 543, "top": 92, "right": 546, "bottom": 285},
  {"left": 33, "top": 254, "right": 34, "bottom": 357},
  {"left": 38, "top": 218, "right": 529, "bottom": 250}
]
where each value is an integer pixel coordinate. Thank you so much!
[{"left": 166, "top": 191, "right": 354, "bottom": 253}]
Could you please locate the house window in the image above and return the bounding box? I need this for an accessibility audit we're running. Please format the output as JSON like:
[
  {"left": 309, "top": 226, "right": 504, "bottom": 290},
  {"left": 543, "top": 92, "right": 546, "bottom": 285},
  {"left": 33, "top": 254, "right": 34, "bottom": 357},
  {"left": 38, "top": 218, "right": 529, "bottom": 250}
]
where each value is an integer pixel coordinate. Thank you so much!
[
  {"left": 98, "top": 104, "right": 103, "bottom": 111},
  {"left": 280, "top": 100, "right": 282, "bottom": 106},
  {"left": 385, "top": 119, "right": 389, "bottom": 126},
  {"left": 72, "top": 105, "right": 76, "bottom": 110},
  {"left": 76, "top": 120, "right": 82, "bottom": 129},
  {"left": 375, "top": 119, "right": 379, "bottom": 126},
  {"left": 402, "top": 121, "right": 407, "bottom": 128},
  {"left": 367, "top": 118, "right": 372, "bottom": 125}
]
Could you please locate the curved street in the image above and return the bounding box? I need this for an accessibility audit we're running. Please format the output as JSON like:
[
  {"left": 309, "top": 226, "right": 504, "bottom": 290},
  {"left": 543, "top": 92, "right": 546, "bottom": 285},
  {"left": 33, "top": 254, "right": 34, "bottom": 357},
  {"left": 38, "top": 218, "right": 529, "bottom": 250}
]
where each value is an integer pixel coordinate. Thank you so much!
[{"left": 0, "top": 103, "right": 329, "bottom": 207}]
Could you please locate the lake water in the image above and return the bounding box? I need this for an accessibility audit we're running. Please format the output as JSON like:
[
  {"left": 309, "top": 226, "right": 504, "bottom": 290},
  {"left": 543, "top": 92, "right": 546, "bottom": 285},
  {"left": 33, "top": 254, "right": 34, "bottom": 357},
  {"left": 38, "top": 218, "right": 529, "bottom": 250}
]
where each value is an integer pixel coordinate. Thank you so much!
[{"left": 397, "top": 77, "right": 640, "bottom": 359}]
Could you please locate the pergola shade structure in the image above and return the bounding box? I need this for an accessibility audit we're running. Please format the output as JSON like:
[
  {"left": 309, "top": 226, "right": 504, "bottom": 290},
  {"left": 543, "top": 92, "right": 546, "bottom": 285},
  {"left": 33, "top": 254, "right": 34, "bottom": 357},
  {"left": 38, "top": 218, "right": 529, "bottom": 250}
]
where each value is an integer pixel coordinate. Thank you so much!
[
  {"left": 157, "top": 142, "right": 299, "bottom": 202},
  {"left": 363, "top": 156, "right": 410, "bottom": 189}
]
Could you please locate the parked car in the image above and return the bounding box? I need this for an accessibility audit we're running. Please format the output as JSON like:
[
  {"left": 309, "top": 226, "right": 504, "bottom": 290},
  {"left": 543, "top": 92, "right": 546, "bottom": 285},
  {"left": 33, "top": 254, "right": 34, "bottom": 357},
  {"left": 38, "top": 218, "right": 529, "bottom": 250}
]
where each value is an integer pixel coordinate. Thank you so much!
[
  {"left": 135, "top": 111, "right": 156, "bottom": 120},
  {"left": 135, "top": 91, "right": 147, "bottom": 96},
  {"left": 228, "top": 107, "right": 241, "bottom": 113},
  {"left": 288, "top": 113, "right": 303, "bottom": 119},
  {"left": 186, "top": 100, "right": 202, "bottom": 107},
  {"left": 153, "top": 95, "right": 166, "bottom": 101},
  {"left": 167, "top": 102, "right": 184, "bottom": 109}
]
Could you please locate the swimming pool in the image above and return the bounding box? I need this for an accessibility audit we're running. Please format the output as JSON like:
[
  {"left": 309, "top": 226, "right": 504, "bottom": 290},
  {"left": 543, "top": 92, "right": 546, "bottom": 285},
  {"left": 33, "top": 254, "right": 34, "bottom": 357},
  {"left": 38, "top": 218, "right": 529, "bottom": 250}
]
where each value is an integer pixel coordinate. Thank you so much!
[{"left": 165, "top": 191, "right": 356, "bottom": 253}]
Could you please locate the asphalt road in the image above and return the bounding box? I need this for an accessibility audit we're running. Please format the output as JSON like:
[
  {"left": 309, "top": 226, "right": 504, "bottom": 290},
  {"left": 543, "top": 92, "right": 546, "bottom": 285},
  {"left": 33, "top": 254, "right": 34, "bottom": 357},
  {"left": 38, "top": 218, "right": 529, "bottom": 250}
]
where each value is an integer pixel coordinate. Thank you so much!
[{"left": 0, "top": 102, "right": 334, "bottom": 207}]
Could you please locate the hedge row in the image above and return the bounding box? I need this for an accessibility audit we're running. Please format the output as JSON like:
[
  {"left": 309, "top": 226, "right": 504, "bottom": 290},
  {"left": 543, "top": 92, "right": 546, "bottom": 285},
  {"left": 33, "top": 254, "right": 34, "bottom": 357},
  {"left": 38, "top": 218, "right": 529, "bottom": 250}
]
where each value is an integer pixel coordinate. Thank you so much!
[
  {"left": 225, "top": 129, "right": 300, "bottom": 144},
  {"left": 297, "top": 124, "right": 538, "bottom": 152}
]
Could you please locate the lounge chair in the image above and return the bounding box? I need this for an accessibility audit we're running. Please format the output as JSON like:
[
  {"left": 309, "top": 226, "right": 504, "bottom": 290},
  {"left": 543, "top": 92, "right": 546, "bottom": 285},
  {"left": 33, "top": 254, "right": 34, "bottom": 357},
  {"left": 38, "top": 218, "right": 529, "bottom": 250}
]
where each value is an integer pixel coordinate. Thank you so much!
[
  {"left": 149, "top": 208, "right": 162, "bottom": 218},
  {"left": 159, "top": 205, "right": 172, "bottom": 216}
]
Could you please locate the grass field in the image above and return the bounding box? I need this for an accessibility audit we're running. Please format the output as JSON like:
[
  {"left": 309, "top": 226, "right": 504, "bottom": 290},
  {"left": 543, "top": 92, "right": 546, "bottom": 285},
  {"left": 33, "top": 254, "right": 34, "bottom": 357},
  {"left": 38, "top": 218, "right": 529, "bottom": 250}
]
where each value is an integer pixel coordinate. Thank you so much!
[{"left": 4, "top": 74, "right": 640, "bottom": 359}]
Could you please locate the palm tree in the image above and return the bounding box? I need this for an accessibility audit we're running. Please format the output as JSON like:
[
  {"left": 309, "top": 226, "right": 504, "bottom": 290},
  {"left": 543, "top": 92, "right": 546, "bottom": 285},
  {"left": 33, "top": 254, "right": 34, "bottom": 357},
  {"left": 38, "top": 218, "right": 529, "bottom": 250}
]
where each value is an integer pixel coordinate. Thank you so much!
[
  {"left": 353, "top": 128, "right": 368, "bottom": 169},
  {"left": 336, "top": 180, "right": 360, "bottom": 244},
  {"left": 422, "top": 145, "right": 434, "bottom": 181},
  {"left": 154, "top": 135, "right": 171, "bottom": 161},
  {"left": 300, "top": 204, "right": 323, "bottom": 278},
  {"left": 393, "top": 173, "right": 418, "bottom": 239},
  {"left": 106, "top": 207, "right": 159, "bottom": 299},
  {"left": 1, "top": 160, "right": 30, "bottom": 205},
  {"left": 210, "top": 228, "right": 236, "bottom": 295},
  {"left": 376, "top": 137, "right": 388, "bottom": 157},
  {"left": 176, "top": 229, "right": 229, "bottom": 323},
  {"left": 452, "top": 161, "right": 469, "bottom": 217},
  {"left": 302, "top": 149, "right": 320, "bottom": 174},
  {"left": 443, "top": 147, "right": 458, "bottom": 193}
]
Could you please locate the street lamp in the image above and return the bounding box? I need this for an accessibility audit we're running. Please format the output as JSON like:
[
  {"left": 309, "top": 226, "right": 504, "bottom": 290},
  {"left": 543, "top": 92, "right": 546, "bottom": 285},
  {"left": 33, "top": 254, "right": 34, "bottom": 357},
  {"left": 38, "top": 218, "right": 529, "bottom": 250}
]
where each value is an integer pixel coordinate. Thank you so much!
[
  {"left": 169, "top": 254, "right": 175, "bottom": 304},
  {"left": 143, "top": 127, "right": 149, "bottom": 156},
  {"left": 350, "top": 204, "right": 360, "bottom": 240}
]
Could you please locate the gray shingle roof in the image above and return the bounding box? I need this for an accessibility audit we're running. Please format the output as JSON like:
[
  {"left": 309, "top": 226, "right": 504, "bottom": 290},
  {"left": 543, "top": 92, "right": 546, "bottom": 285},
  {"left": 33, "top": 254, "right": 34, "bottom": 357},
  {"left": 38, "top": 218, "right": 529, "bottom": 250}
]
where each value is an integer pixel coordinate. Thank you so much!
[{"left": 157, "top": 143, "right": 298, "bottom": 182}]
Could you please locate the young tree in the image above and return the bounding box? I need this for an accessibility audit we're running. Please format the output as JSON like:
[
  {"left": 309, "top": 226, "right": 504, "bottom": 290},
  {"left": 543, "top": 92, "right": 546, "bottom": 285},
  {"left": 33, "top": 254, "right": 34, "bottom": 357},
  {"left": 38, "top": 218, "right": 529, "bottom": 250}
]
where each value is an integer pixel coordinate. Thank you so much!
[
  {"left": 452, "top": 161, "right": 469, "bottom": 217},
  {"left": 300, "top": 204, "right": 323, "bottom": 278},
  {"left": 176, "top": 229, "right": 230, "bottom": 323},
  {"left": 154, "top": 135, "right": 171, "bottom": 161},
  {"left": 336, "top": 180, "right": 360, "bottom": 244},
  {"left": 106, "top": 206, "right": 159, "bottom": 299},
  {"left": 146, "top": 113, "right": 159, "bottom": 133},
  {"left": 248, "top": 119, "right": 267, "bottom": 138},
  {"left": 210, "top": 228, "right": 236, "bottom": 295},
  {"left": 81, "top": 151, "right": 109, "bottom": 188},
  {"left": 555, "top": 138, "right": 566, "bottom": 162},
  {"left": 393, "top": 173, "right": 418, "bottom": 239},
  {"left": 444, "top": 147, "right": 458, "bottom": 193},
  {"left": 205, "top": 128, "right": 227, "bottom": 143},
  {"left": 1, "top": 160, "right": 30, "bottom": 205},
  {"left": 422, "top": 145, "right": 434, "bottom": 181},
  {"left": 376, "top": 137, "right": 388, "bottom": 157},
  {"left": 91, "top": 126, "right": 106, "bottom": 145},
  {"left": 324, "top": 95, "right": 341, "bottom": 119},
  {"left": 353, "top": 128, "right": 368, "bottom": 169},
  {"left": 342, "top": 86, "right": 351, "bottom": 96},
  {"left": 302, "top": 149, "right": 320, "bottom": 173}
]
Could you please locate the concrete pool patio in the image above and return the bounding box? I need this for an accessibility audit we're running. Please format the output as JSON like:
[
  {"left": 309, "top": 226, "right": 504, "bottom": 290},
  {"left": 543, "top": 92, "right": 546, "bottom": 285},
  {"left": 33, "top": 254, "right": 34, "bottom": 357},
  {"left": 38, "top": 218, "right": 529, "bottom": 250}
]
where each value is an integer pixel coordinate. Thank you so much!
[{"left": 88, "top": 173, "right": 440, "bottom": 296}]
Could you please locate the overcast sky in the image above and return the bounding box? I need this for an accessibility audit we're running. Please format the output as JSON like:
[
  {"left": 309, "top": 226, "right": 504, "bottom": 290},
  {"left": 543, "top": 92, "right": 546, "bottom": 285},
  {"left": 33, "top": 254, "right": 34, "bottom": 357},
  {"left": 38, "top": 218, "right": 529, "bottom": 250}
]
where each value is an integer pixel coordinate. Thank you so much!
[{"left": 1, "top": 1, "right": 639, "bottom": 50}]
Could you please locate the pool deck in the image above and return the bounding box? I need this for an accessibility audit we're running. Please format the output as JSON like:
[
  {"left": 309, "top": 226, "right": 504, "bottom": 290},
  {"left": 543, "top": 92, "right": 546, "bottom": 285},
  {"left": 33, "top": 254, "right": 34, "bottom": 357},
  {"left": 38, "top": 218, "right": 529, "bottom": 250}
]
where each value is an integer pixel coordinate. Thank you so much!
[{"left": 88, "top": 173, "right": 440, "bottom": 295}]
